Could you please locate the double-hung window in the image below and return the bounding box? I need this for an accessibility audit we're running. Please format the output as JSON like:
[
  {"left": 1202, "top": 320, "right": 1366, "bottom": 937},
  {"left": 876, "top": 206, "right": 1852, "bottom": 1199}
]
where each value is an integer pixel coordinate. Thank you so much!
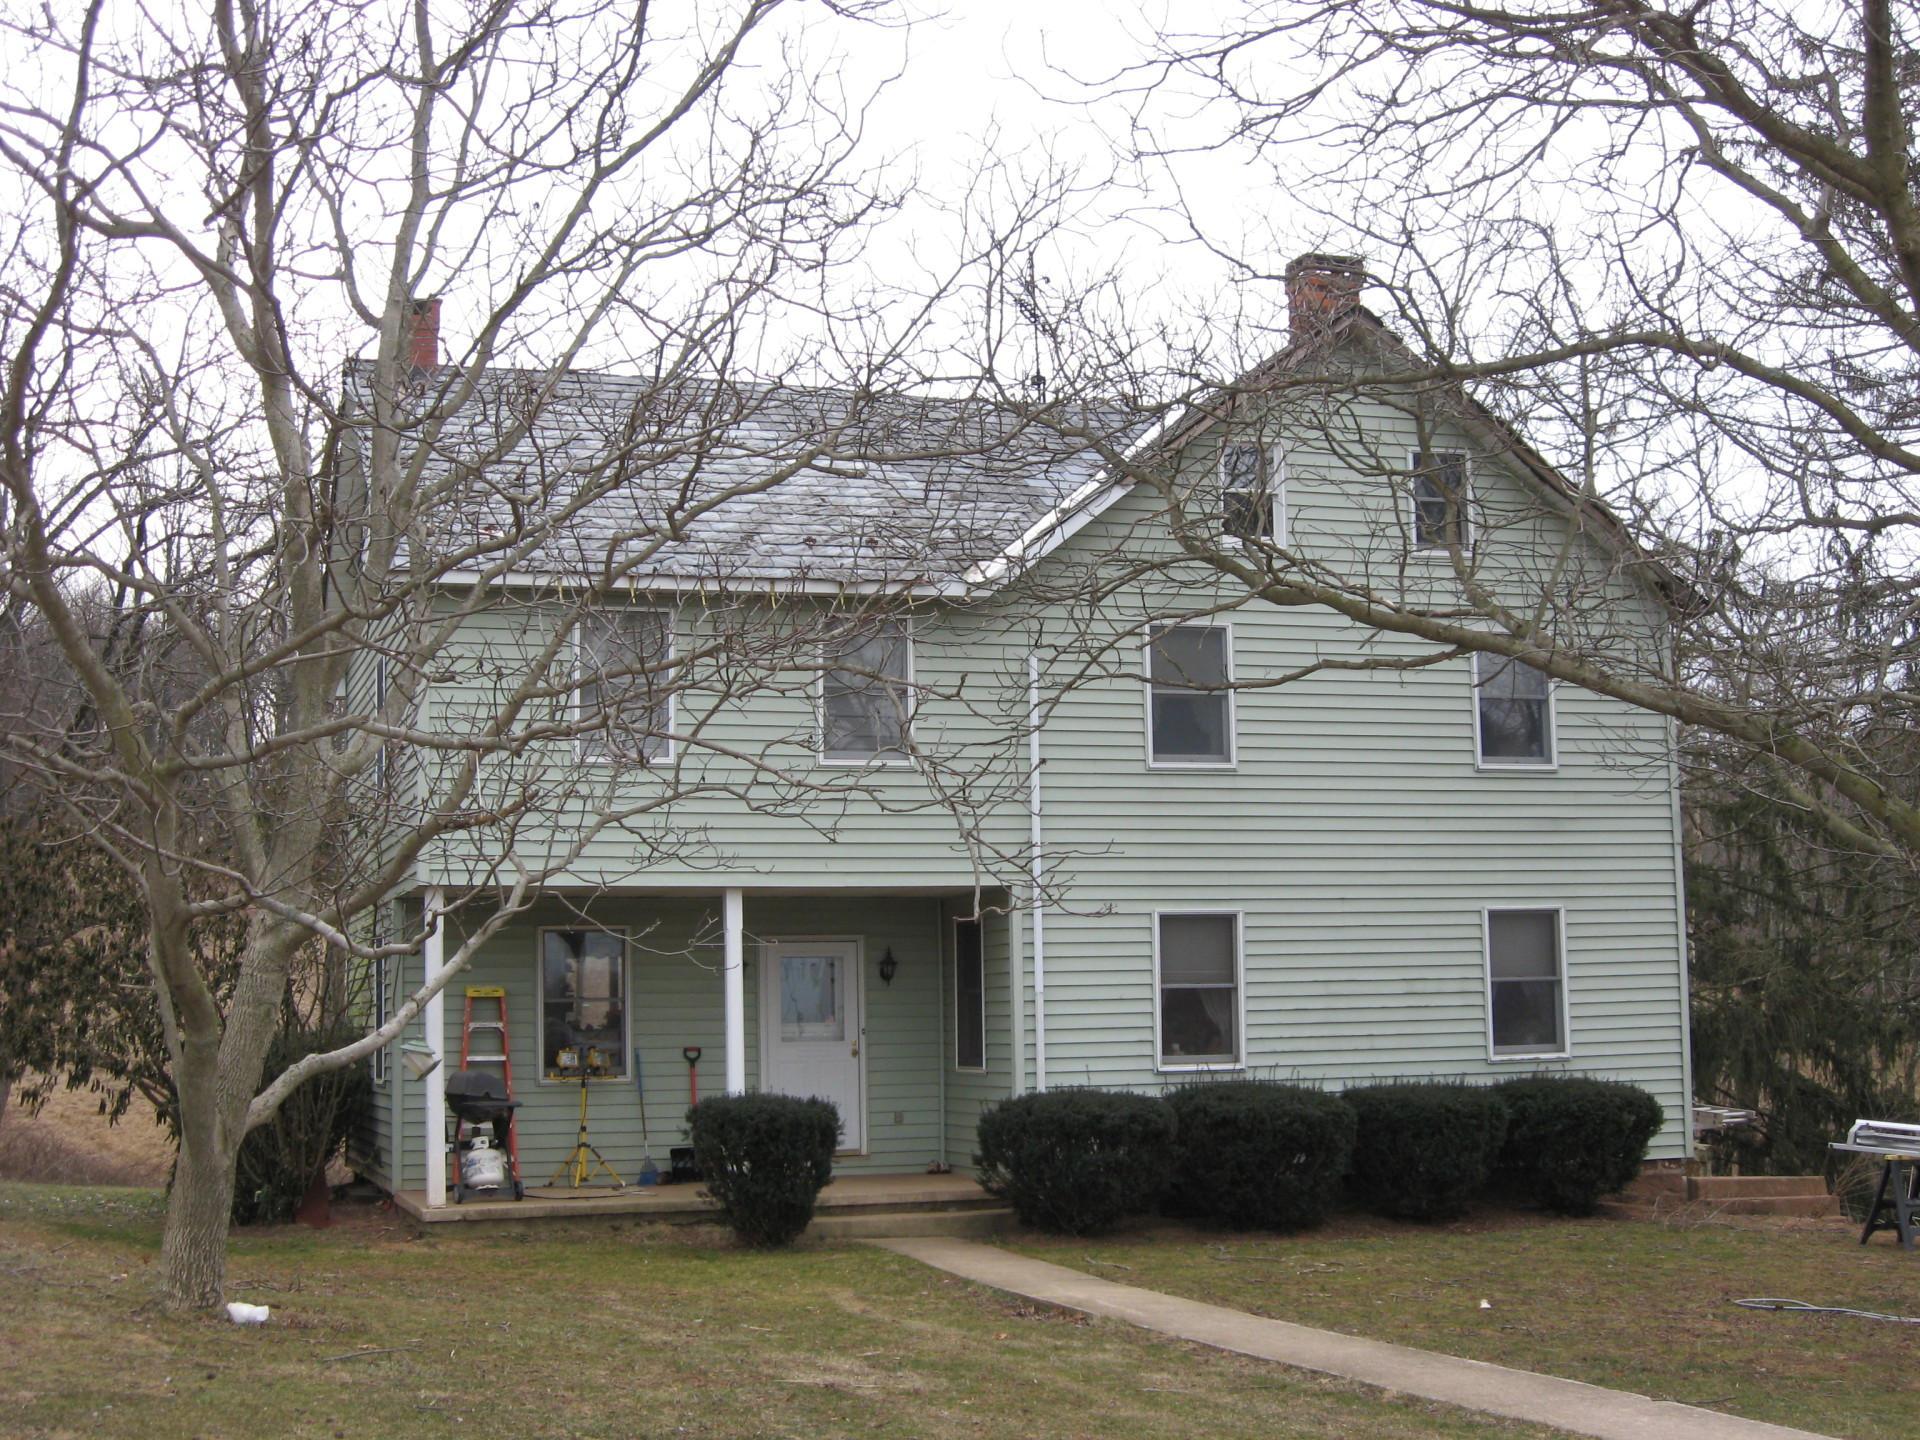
[
  {"left": 1157, "top": 912, "right": 1241, "bottom": 1066},
  {"left": 575, "top": 609, "right": 671, "bottom": 762},
  {"left": 1474, "top": 653, "right": 1554, "bottom": 766},
  {"left": 953, "top": 917, "right": 985, "bottom": 1071},
  {"left": 821, "top": 622, "right": 912, "bottom": 763},
  {"left": 1221, "top": 443, "right": 1283, "bottom": 543},
  {"left": 1486, "top": 910, "right": 1567, "bottom": 1058},
  {"left": 1411, "top": 450, "right": 1469, "bottom": 549},
  {"left": 1147, "top": 624, "right": 1233, "bottom": 765},
  {"left": 368, "top": 952, "right": 392, "bottom": 1085},
  {"left": 540, "top": 929, "right": 629, "bottom": 1078}
]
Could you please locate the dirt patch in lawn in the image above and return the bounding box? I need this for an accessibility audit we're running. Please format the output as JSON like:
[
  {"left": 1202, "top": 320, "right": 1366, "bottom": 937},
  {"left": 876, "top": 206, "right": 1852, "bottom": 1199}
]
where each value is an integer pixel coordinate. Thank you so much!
[
  {"left": 1010, "top": 1202, "right": 1917, "bottom": 1440},
  {"left": 0, "top": 1182, "right": 1580, "bottom": 1440}
]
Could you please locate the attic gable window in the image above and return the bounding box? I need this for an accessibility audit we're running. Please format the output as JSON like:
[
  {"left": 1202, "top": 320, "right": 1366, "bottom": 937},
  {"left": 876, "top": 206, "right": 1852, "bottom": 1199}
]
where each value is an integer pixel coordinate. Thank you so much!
[
  {"left": 820, "top": 622, "right": 912, "bottom": 763},
  {"left": 575, "top": 609, "right": 671, "bottom": 763},
  {"left": 1411, "top": 450, "right": 1468, "bottom": 549},
  {"left": 1221, "top": 443, "right": 1281, "bottom": 541}
]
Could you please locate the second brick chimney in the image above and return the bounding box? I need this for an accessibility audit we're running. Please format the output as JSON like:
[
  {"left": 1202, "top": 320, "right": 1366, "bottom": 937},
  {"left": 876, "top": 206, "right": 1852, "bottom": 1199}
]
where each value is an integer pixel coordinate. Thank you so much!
[
  {"left": 401, "top": 297, "right": 440, "bottom": 368},
  {"left": 1285, "top": 254, "right": 1365, "bottom": 341}
]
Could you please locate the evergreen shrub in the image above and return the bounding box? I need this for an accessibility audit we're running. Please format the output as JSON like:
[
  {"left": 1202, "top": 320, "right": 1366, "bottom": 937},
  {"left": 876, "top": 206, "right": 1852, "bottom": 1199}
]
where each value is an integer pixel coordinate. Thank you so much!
[
  {"left": 974, "top": 1089, "right": 1175, "bottom": 1236},
  {"left": 232, "top": 1023, "right": 371, "bottom": 1225},
  {"left": 1164, "top": 1081, "right": 1355, "bottom": 1231},
  {"left": 1343, "top": 1082, "right": 1509, "bottom": 1220},
  {"left": 688, "top": 1093, "right": 839, "bottom": 1246},
  {"left": 1495, "top": 1076, "right": 1664, "bottom": 1215}
]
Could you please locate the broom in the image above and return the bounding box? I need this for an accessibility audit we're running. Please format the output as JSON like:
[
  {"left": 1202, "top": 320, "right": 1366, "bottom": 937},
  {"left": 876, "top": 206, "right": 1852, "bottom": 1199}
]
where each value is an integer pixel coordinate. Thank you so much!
[{"left": 634, "top": 1046, "right": 660, "bottom": 1186}]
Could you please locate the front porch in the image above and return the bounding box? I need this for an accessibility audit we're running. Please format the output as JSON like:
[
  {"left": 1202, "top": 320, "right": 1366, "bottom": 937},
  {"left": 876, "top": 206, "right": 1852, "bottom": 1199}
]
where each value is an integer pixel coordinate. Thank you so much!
[
  {"left": 358, "top": 887, "right": 1016, "bottom": 1210},
  {"left": 387, "top": 1171, "right": 1012, "bottom": 1239}
]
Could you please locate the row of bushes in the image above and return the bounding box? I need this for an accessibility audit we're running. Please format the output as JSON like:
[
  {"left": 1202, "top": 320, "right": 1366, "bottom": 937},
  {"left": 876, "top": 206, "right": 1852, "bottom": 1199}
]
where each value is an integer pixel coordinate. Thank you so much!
[{"left": 975, "top": 1076, "right": 1662, "bottom": 1237}]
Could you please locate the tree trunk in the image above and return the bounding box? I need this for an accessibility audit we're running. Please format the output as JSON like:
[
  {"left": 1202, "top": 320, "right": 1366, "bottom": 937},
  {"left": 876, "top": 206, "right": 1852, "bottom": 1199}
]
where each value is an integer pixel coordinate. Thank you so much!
[{"left": 158, "top": 1098, "right": 237, "bottom": 1309}]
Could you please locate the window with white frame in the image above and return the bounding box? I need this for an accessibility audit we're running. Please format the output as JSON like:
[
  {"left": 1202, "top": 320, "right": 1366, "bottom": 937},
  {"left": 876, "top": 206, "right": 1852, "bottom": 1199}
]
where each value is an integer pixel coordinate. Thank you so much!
[
  {"left": 821, "top": 622, "right": 912, "bottom": 762},
  {"left": 369, "top": 952, "right": 392, "bottom": 1085},
  {"left": 1157, "top": 912, "right": 1240, "bottom": 1064},
  {"left": 954, "top": 917, "right": 985, "bottom": 1071},
  {"left": 540, "top": 929, "right": 629, "bottom": 1077},
  {"left": 1221, "top": 443, "right": 1283, "bottom": 542},
  {"left": 575, "top": 609, "right": 671, "bottom": 762},
  {"left": 1147, "top": 625, "right": 1233, "bottom": 765},
  {"left": 1487, "top": 910, "right": 1565, "bottom": 1056},
  {"left": 1474, "top": 653, "right": 1554, "bottom": 765},
  {"left": 1411, "top": 451, "right": 1468, "bottom": 549}
]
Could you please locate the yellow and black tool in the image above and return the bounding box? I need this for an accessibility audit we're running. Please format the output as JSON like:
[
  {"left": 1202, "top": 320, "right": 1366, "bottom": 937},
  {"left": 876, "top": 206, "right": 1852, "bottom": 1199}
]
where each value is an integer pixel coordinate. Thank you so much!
[{"left": 549, "top": 1047, "right": 623, "bottom": 1189}]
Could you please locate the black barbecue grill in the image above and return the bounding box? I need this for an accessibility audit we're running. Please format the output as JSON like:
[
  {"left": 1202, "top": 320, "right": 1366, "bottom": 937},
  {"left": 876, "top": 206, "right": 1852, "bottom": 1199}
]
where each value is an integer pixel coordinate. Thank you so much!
[{"left": 445, "top": 1068, "right": 525, "bottom": 1202}]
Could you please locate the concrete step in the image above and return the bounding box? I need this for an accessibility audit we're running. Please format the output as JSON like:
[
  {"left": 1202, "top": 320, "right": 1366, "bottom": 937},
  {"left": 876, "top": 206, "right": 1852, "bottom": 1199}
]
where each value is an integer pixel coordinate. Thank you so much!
[
  {"left": 1690, "top": 1175, "right": 1828, "bottom": 1201},
  {"left": 808, "top": 1207, "right": 1016, "bottom": 1240}
]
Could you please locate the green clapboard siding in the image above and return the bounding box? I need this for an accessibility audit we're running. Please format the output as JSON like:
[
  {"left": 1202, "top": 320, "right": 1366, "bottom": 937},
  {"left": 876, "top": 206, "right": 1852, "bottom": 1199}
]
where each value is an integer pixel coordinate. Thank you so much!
[{"left": 366, "top": 401, "right": 1693, "bottom": 1183}]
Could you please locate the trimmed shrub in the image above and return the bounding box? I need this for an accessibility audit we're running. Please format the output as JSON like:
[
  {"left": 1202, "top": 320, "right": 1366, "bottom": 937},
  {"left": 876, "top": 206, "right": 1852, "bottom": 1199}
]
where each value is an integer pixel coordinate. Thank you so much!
[
  {"left": 1164, "top": 1082, "right": 1356, "bottom": 1231},
  {"left": 975, "top": 1089, "right": 1176, "bottom": 1236},
  {"left": 688, "top": 1093, "right": 839, "bottom": 1247},
  {"left": 1495, "top": 1076, "right": 1664, "bottom": 1215},
  {"left": 1343, "top": 1082, "right": 1509, "bottom": 1221}
]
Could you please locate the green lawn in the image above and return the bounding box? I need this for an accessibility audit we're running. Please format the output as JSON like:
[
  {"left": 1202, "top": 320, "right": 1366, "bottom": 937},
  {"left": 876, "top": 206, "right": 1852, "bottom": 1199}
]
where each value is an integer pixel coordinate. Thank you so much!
[
  {"left": 1011, "top": 1207, "right": 1920, "bottom": 1440},
  {"left": 0, "top": 1183, "right": 1567, "bottom": 1440}
]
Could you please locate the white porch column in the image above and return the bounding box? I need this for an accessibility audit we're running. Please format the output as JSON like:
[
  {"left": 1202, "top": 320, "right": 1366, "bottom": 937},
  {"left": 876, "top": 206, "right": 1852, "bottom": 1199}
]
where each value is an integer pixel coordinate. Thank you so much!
[
  {"left": 422, "top": 886, "right": 448, "bottom": 1208},
  {"left": 1009, "top": 905, "right": 1026, "bottom": 1097},
  {"left": 723, "top": 887, "right": 746, "bottom": 1095}
]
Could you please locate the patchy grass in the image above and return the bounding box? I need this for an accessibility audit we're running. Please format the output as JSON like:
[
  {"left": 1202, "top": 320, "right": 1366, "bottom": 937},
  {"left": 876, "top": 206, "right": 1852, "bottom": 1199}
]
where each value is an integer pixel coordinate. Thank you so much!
[
  {"left": 1012, "top": 1206, "right": 1920, "bottom": 1440},
  {"left": 0, "top": 1182, "right": 1572, "bottom": 1440}
]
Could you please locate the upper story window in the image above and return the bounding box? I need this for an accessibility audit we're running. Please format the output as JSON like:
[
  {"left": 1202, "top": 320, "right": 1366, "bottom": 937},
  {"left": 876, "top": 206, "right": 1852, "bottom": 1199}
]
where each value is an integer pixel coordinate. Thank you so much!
[
  {"left": 821, "top": 622, "right": 912, "bottom": 763},
  {"left": 1474, "top": 653, "right": 1554, "bottom": 766},
  {"left": 575, "top": 609, "right": 671, "bottom": 763},
  {"left": 1411, "top": 450, "right": 1469, "bottom": 549},
  {"left": 1147, "top": 624, "right": 1234, "bottom": 766},
  {"left": 1157, "top": 912, "right": 1241, "bottom": 1066},
  {"left": 1486, "top": 909, "right": 1566, "bottom": 1058},
  {"left": 1221, "top": 443, "right": 1283, "bottom": 542}
]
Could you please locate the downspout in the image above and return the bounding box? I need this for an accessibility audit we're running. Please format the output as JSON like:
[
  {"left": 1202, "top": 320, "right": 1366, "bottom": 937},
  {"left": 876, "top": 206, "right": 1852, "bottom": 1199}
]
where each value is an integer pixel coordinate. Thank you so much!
[
  {"left": 1668, "top": 715, "right": 1695, "bottom": 1155},
  {"left": 422, "top": 886, "right": 447, "bottom": 1208},
  {"left": 1029, "top": 653, "right": 1047, "bottom": 1093}
]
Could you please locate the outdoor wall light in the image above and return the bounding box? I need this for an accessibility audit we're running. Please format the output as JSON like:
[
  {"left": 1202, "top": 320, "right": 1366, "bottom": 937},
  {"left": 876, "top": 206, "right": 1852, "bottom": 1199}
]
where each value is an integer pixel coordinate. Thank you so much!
[{"left": 878, "top": 948, "right": 898, "bottom": 986}]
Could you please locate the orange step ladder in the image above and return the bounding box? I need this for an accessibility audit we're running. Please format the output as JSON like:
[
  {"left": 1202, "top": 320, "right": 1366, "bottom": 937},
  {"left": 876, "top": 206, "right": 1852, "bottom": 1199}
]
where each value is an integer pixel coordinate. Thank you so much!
[{"left": 453, "top": 986, "right": 524, "bottom": 1200}]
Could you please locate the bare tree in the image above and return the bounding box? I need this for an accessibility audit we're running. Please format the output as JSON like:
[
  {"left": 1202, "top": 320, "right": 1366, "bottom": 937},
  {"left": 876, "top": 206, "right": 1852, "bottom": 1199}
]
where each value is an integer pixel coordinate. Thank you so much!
[
  {"left": 0, "top": 0, "right": 1101, "bottom": 1308},
  {"left": 954, "top": 0, "right": 1920, "bottom": 877}
]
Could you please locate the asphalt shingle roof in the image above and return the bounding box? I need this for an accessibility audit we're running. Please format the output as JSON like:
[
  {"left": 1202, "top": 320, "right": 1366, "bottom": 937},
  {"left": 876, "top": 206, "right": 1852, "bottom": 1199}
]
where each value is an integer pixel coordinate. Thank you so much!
[{"left": 346, "top": 364, "right": 1129, "bottom": 588}]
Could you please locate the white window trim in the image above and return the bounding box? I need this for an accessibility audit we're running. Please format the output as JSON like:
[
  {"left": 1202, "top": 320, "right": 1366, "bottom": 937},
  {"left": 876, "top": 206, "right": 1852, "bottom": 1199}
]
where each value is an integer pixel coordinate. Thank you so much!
[
  {"left": 369, "top": 952, "right": 391, "bottom": 1086},
  {"left": 572, "top": 607, "right": 675, "bottom": 765},
  {"left": 816, "top": 618, "right": 916, "bottom": 768},
  {"left": 1142, "top": 622, "right": 1238, "bottom": 770},
  {"left": 1152, "top": 908, "right": 1247, "bottom": 1072},
  {"left": 535, "top": 926, "right": 633, "bottom": 1084},
  {"left": 1408, "top": 448, "right": 1472, "bottom": 552},
  {"left": 1471, "top": 652, "right": 1558, "bottom": 772},
  {"left": 1482, "top": 907, "right": 1572, "bottom": 1063},
  {"left": 952, "top": 915, "right": 987, "bottom": 1074},
  {"left": 1219, "top": 443, "right": 1287, "bottom": 546}
]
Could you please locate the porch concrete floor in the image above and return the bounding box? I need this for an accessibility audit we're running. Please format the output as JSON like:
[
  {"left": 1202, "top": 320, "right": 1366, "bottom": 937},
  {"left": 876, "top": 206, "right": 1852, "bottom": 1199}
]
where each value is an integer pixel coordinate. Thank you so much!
[{"left": 389, "top": 1171, "right": 995, "bottom": 1226}]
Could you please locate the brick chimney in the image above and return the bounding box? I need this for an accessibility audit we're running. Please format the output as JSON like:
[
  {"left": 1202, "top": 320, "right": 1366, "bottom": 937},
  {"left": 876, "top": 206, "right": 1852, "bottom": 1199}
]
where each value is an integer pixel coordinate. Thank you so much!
[
  {"left": 401, "top": 297, "right": 440, "bottom": 368},
  {"left": 1285, "top": 254, "right": 1365, "bottom": 341}
]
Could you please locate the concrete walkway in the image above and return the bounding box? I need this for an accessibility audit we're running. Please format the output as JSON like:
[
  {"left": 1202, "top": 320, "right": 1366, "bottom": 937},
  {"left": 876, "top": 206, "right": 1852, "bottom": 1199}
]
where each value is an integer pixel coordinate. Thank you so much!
[{"left": 872, "top": 1238, "right": 1837, "bottom": 1440}]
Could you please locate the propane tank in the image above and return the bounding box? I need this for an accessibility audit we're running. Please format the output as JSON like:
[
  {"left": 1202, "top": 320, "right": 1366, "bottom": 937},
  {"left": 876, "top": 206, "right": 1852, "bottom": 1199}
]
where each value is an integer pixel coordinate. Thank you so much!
[{"left": 462, "top": 1134, "right": 508, "bottom": 1191}]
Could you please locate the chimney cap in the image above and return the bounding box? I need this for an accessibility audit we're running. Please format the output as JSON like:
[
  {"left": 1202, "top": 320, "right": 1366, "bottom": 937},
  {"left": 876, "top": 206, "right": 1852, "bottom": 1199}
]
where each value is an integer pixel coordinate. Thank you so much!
[{"left": 1284, "top": 252, "right": 1367, "bottom": 279}]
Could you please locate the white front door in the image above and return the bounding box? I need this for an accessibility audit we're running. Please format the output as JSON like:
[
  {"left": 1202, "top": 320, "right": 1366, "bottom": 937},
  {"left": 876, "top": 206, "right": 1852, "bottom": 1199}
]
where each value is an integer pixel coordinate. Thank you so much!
[{"left": 760, "top": 940, "right": 865, "bottom": 1153}]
